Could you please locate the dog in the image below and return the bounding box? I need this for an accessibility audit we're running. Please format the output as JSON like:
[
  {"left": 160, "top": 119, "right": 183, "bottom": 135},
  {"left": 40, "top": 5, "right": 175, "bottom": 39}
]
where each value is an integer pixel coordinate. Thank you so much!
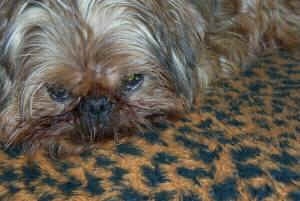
[{"left": 0, "top": 0, "right": 299, "bottom": 154}]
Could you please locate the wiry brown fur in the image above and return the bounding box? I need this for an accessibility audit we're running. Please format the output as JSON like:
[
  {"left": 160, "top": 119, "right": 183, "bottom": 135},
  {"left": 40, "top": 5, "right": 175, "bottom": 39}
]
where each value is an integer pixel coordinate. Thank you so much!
[{"left": 0, "top": 0, "right": 299, "bottom": 154}]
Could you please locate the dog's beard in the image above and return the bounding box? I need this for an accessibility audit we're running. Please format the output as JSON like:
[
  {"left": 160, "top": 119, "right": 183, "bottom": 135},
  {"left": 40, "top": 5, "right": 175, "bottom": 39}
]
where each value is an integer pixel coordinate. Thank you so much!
[{"left": 0, "top": 0, "right": 203, "bottom": 152}]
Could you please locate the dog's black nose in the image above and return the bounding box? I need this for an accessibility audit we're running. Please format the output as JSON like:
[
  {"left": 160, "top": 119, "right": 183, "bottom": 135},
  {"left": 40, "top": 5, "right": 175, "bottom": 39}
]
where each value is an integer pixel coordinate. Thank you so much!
[{"left": 80, "top": 96, "right": 113, "bottom": 121}]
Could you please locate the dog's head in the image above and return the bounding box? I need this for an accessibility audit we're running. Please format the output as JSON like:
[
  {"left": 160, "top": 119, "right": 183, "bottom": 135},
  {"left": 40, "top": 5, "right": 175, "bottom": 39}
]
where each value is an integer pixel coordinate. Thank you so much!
[{"left": 0, "top": 0, "right": 206, "bottom": 150}]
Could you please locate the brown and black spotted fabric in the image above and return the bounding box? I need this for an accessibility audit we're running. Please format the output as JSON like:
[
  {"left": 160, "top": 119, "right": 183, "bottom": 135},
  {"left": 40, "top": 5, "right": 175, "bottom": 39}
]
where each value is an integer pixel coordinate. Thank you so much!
[{"left": 0, "top": 50, "right": 299, "bottom": 201}]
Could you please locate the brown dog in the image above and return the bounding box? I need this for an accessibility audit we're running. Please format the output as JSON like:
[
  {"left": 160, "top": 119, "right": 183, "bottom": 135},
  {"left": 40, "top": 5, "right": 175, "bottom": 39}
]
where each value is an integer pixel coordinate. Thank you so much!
[{"left": 0, "top": 0, "right": 299, "bottom": 153}]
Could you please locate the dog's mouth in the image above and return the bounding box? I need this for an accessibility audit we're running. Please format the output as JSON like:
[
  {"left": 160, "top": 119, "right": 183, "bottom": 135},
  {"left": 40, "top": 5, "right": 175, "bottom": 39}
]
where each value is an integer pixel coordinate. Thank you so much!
[{"left": 73, "top": 117, "right": 118, "bottom": 142}]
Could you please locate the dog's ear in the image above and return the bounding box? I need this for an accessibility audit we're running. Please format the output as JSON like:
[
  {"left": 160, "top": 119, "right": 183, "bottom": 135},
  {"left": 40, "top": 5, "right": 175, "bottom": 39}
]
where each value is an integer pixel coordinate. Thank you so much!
[{"left": 142, "top": 1, "right": 207, "bottom": 105}]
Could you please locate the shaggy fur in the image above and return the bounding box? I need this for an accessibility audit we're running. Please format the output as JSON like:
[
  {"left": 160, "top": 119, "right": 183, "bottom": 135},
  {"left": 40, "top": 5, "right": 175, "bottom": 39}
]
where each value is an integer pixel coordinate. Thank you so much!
[{"left": 0, "top": 0, "right": 299, "bottom": 153}]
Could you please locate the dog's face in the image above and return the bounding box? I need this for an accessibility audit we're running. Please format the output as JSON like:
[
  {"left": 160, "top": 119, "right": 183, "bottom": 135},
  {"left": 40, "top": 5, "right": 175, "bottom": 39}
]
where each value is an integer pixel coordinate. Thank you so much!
[{"left": 0, "top": 0, "right": 205, "bottom": 149}]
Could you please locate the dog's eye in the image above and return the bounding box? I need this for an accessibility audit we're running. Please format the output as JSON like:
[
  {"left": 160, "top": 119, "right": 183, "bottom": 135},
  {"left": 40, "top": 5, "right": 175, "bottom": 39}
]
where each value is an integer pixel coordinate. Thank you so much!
[
  {"left": 123, "top": 74, "right": 144, "bottom": 92},
  {"left": 47, "top": 85, "right": 72, "bottom": 103}
]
